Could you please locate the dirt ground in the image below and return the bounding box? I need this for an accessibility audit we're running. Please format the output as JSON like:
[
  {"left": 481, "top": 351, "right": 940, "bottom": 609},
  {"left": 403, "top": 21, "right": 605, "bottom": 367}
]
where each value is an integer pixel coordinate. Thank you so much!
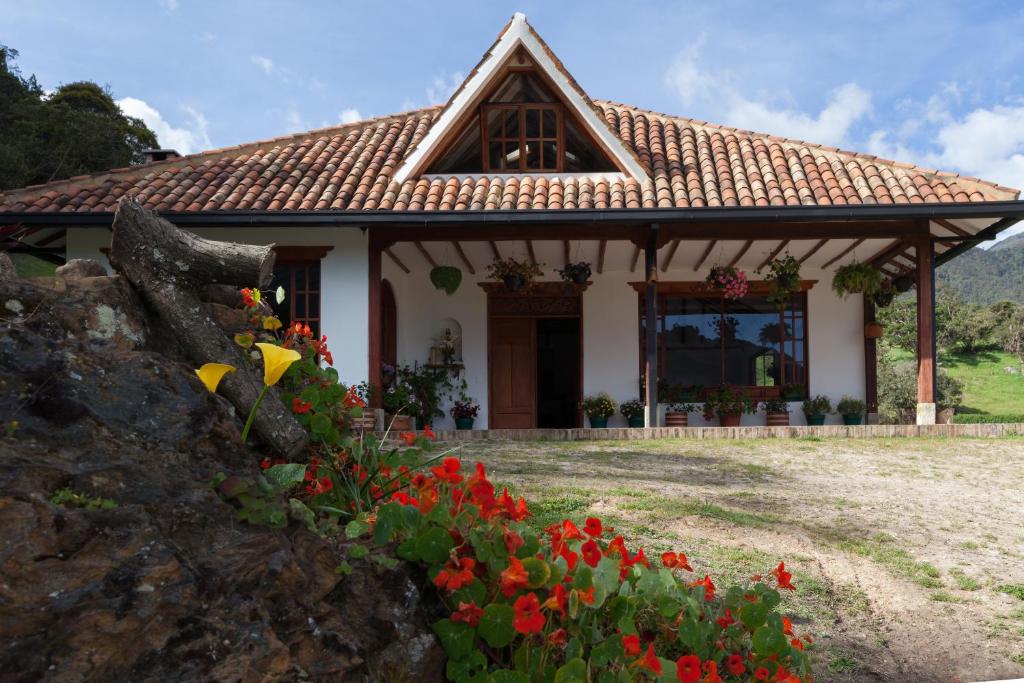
[{"left": 448, "top": 436, "right": 1024, "bottom": 683}]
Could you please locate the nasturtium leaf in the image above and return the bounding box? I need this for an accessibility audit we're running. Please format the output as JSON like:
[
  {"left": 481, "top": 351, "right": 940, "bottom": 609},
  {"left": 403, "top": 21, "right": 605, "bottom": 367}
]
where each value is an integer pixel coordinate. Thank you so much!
[
  {"left": 572, "top": 566, "right": 594, "bottom": 591},
  {"left": 593, "top": 557, "right": 621, "bottom": 594},
  {"left": 288, "top": 498, "right": 317, "bottom": 531},
  {"left": 521, "top": 557, "right": 551, "bottom": 589},
  {"left": 233, "top": 332, "right": 254, "bottom": 349},
  {"left": 309, "top": 413, "right": 331, "bottom": 435},
  {"left": 655, "top": 594, "right": 681, "bottom": 618},
  {"left": 752, "top": 625, "right": 788, "bottom": 656},
  {"left": 344, "top": 519, "right": 369, "bottom": 540},
  {"left": 517, "top": 532, "right": 540, "bottom": 558},
  {"left": 739, "top": 602, "right": 770, "bottom": 630},
  {"left": 451, "top": 578, "right": 487, "bottom": 608},
  {"left": 488, "top": 671, "right": 529, "bottom": 683},
  {"left": 415, "top": 526, "right": 454, "bottom": 564},
  {"left": 553, "top": 658, "right": 587, "bottom": 683},
  {"left": 275, "top": 285, "right": 285, "bottom": 304},
  {"left": 565, "top": 637, "right": 583, "bottom": 661},
  {"left": 762, "top": 589, "right": 782, "bottom": 609},
  {"left": 590, "top": 636, "right": 624, "bottom": 667},
  {"left": 396, "top": 538, "right": 418, "bottom": 561},
  {"left": 432, "top": 619, "right": 475, "bottom": 659},
  {"left": 373, "top": 502, "right": 401, "bottom": 544},
  {"left": 263, "top": 463, "right": 307, "bottom": 488},
  {"left": 478, "top": 603, "right": 515, "bottom": 648}
]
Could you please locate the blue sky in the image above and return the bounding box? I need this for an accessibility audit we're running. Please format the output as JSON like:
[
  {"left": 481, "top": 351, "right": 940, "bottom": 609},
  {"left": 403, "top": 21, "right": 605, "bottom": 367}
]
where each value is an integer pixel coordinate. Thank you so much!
[{"left": 4, "top": 0, "right": 1024, "bottom": 213}]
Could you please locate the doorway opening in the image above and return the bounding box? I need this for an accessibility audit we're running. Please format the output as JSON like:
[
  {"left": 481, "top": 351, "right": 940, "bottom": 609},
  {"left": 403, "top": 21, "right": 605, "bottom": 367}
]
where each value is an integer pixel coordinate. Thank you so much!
[{"left": 536, "top": 318, "right": 581, "bottom": 428}]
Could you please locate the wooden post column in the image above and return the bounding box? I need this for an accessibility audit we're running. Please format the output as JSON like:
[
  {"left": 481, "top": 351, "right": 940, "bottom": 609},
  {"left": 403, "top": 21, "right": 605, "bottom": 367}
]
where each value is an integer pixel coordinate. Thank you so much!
[
  {"left": 644, "top": 225, "right": 659, "bottom": 428},
  {"left": 863, "top": 296, "right": 878, "bottom": 423},
  {"left": 915, "top": 235, "right": 937, "bottom": 425},
  {"left": 368, "top": 232, "right": 383, "bottom": 409}
]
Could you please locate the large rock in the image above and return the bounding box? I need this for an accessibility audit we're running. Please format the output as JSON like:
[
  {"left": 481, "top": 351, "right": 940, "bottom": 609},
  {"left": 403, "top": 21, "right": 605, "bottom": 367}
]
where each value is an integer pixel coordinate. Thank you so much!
[{"left": 0, "top": 275, "right": 444, "bottom": 682}]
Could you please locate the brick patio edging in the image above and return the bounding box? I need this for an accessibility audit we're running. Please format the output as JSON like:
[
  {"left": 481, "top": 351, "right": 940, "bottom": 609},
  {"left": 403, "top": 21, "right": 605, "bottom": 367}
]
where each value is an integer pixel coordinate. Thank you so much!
[{"left": 419, "top": 423, "right": 1024, "bottom": 442}]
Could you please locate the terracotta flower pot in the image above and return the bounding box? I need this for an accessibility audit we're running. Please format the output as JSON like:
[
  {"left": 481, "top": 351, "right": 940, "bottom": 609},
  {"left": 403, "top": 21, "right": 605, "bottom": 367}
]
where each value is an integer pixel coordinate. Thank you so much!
[
  {"left": 766, "top": 411, "right": 790, "bottom": 426},
  {"left": 865, "top": 322, "right": 884, "bottom": 339},
  {"left": 719, "top": 412, "right": 742, "bottom": 427},
  {"left": 665, "top": 411, "right": 689, "bottom": 427},
  {"left": 388, "top": 414, "right": 413, "bottom": 431}
]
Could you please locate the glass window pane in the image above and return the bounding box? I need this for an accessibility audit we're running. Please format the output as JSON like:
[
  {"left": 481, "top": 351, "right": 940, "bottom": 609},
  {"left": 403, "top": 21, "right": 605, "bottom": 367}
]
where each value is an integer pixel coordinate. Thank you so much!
[
  {"left": 294, "top": 293, "right": 306, "bottom": 317},
  {"left": 542, "top": 109, "right": 557, "bottom": 137},
  {"left": 489, "top": 142, "right": 502, "bottom": 169},
  {"left": 525, "top": 140, "right": 541, "bottom": 169},
  {"left": 525, "top": 108, "right": 540, "bottom": 137},
  {"left": 504, "top": 109, "right": 519, "bottom": 139},
  {"left": 722, "top": 297, "right": 782, "bottom": 387},
  {"left": 661, "top": 297, "right": 722, "bottom": 387},
  {"left": 542, "top": 141, "right": 558, "bottom": 169},
  {"left": 486, "top": 108, "right": 503, "bottom": 140}
]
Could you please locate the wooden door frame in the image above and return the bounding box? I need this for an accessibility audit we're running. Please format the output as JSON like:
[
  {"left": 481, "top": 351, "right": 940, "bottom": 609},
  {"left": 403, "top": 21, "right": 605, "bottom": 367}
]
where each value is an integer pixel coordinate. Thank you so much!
[{"left": 482, "top": 282, "right": 587, "bottom": 429}]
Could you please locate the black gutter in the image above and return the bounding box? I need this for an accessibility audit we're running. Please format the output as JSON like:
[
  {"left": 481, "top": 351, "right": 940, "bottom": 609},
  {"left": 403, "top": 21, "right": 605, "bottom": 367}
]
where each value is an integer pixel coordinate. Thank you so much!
[
  {"left": 2, "top": 200, "right": 1024, "bottom": 228},
  {"left": 935, "top": 216, "right": 1023, "bottom": 267}
]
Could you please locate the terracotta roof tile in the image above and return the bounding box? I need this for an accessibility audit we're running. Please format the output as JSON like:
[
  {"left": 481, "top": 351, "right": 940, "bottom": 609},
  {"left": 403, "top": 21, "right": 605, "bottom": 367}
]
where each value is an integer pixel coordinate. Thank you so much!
[{"left": 1, "top": 101, "right": 1018, "bottom": 214}]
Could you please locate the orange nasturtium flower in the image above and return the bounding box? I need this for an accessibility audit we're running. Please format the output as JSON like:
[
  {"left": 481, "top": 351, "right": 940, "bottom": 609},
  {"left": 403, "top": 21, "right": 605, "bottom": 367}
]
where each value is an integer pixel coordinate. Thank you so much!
[
  {"left": 255, "top": 343, "right": 301, "bottom": 386},
  {"left": 512, "top": 592, "right": 545, "bottom": 634},
  {"left": 195, "top": 363, "right": 236, "bottom": 393},
  {"left": 773, "top": 561, "right": 797, "bottom": 591}
]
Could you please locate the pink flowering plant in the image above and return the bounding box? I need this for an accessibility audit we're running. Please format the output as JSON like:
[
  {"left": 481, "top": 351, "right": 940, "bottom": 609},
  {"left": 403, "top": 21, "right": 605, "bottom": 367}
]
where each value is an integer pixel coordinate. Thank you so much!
[{"left": 705, "top": 265, "right": 749, "bottom": 300}]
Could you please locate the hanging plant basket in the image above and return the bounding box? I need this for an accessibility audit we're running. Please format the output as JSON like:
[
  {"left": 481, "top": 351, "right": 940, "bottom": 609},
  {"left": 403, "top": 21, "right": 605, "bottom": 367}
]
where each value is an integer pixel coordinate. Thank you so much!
[
  {"left": 832, "top": 262, "right": 883, "bottom": 298},
  {"left": 430, "top": 266, "right": 462, "bottom": 295},
  {"left": 705, "top": 265, "right": 749, "bottom": 300},
  {"left": 557, "top": 261, "right": 592, "bottom": 285},
  {"left": 893, "top": 274, "right": 914, "bottom": 293},
  {"left": 865, "top": 322, "right": 884, "bottom": 339},
  {"left": 872, "top": 280, "right": 897, "bottom": 308},
  {"left": 487, "top": 257, "right": 544, "bottom": 292},
  {"left": 759, "top": 255, "right": 801, "bottom": 310}
]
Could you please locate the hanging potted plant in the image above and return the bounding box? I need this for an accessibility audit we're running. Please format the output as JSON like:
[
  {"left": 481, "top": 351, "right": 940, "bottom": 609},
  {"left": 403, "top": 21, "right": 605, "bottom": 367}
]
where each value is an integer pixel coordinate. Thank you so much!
[
  {"left": 557, "top": 261, "right": 592, "bottom": 285},
  {"left": 582, "top": 392, "right": 617, "bottom": 429},
  {"left": 892, "top": 273, "right": 914, "bottom": 293},
  {"left": 702, "top": 385, "right": 754, "bottom": 427},
  {"left": 705, "top": 265, "right": 749, "bottom": 300},
  {"left": 487, "top": 257, "right": 544, "bottom": 292},
  {"left": 864, "top": 321, "right": 885, "bottom": 339},
  {"left": 872, "top": 279, "right": 896, "bottom": 308},
  {"left": 430, "top": 265, "right": 463, "bottom": 295},
  {"left": 759, "top": 255, "right": 801, "bottom": 310},
  {"left": 450, "top": 397, "right": 479, "bottom": 430},
  {"left": 619, "top": 399, "right": 645, "bottom": 428},
  {"left": 832, "top": 262, "right": 883, "bottom": 298},
  {"left": 761, "top": 397, "right": 790, "bottom": 427},
  {"left": 802, "top": 394, "right": 832, "bottom": 426},
  {"left": 837, "top": 396, "right": 866, "bottom": 426}
]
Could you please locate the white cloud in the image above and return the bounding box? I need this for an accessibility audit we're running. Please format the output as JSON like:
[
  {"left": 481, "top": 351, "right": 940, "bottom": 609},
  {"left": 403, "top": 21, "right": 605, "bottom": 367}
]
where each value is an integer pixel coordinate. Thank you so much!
[
  {"left": 200, "top": 31, "right": 216, "bottom": 43},
  {"left": 284, "top": 108, "right": 307, "bottom": 133},
  {"left": 338, "top": 108, "right": 362, "bottom": 124},
  {"left": 426, "top": 72, "right": 464, "bottom": 104},
  {"left": 159, "top": 0, "right": 179, "bottom": 12},
  {"left": 664, "top": 46, "right": 871, "bottom": 148},
  {"left": 250, "top": 55, "right": 275, "bottom": 76},
  {"left": 116, "top": 97, "right": 211, "bottom": 155}
]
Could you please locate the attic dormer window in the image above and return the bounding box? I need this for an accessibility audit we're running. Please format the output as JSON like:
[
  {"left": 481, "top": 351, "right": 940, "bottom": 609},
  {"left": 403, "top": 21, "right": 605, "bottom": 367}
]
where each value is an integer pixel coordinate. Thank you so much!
[{"left": 482, "top": 103, "right": 562, "bottom": 172}]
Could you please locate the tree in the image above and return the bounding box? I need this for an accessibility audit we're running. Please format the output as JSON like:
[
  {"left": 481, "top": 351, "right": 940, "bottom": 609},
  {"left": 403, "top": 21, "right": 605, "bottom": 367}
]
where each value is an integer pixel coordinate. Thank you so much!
[
  {"left": 877, "top": 356, "right": 964, "bottom": 424},
  {"left": 1002, "top": 307, "right": 1024, "bottom": 368},
  {"left": 0, "top": 44, "right": 158, "bottom": 191},
  {"left": 876, "top": 288, "right": 997, "bottom": 354}
]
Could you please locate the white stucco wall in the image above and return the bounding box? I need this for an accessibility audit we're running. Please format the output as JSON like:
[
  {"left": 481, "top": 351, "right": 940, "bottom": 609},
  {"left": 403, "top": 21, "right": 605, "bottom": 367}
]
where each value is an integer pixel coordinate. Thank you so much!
[
  {"left": 65, "top": 225, "right": 369, "bottom": 386},
  {"left": 65, "top": 228, "right": 866, "bottom": 430}
]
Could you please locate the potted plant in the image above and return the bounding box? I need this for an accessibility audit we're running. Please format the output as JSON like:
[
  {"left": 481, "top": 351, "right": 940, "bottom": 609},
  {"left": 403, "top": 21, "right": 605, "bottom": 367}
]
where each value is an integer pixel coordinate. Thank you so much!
[
  {"left": 832, "top": 262, "right": 883, "bottom": 298},
  {"left": 760, "top": 255, "right": 801, "bottom": 310},
  {"left": 802, "top": 394, "right": 832, "bottom": 426},
  {"left": 892, "top": 274, "right": 914, "bottom": 293},
  {"left": 873, "top": 279, "right": 896, "bottom": 308},
  {"left": 864, "top": 321, "right": 884, "bottom": 339},
  {"left": 702, "top": 385, "right": 754, "bottom": 427},
  {"left": 761, "top": 397, "right": 790, "bottom": 426},
  {"left": 619, "top": 399, "right": 645, "bottom": 428},
  {"left": 487, "top": 257, "right": 544, "bottom": 292},
  {"left": 450, "top": 397, "right": 479, "bottom": 430},
  {"left": 557, "top": 261, "right": 592, "bottom": 285},
  {"left": 705, "top": 265, "right": 749, "bottom": 300},
  {"left": 347, "top": 381, "right": 376, "bottom": 431},
  {"left": 377, "top": 366, "right": 416, "bottom": 431},
  {"left": 582, "top": 392, "right": 617, "bottom": 428},
  {"left": 665, "top": 401, "right": 693, "bottom": 427},
  {"left": 782, "top": 383, "right": 806, "bottom": 401},
  {"left": 429, "top": 265, "right": 462, "bottom": 295},
  {"left": 837, "top": 396, "right": 866, "bottom": 425}
]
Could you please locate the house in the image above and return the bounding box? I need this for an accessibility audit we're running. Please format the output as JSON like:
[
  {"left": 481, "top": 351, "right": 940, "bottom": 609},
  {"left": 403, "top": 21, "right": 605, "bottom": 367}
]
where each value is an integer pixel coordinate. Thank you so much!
[{"left": 2, "top": 14, "right": 1022, "bottom": 430}]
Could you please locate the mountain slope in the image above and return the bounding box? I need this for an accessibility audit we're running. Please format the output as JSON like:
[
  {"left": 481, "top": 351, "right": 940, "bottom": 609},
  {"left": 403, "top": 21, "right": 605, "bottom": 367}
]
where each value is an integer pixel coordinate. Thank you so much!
[{"left": 938, "top": 233, "right": 1024, "bottom": 305}]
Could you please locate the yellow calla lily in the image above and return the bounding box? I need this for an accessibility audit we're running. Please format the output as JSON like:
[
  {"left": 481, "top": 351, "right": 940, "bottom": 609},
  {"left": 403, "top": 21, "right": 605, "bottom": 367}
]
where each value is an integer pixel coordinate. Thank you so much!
[
  {"left": 256, "top": 343, "right": 301, "bottom": 386},
  {"left": 195, "top": 363, "right": 236, "bottom": 393}
]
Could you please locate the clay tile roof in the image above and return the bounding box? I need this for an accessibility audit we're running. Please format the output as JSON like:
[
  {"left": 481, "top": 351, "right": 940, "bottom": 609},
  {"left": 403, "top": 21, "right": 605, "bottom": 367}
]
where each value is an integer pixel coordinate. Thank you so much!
[{"left": 0, "top": 101, "right": 1018, "bottom": 214}]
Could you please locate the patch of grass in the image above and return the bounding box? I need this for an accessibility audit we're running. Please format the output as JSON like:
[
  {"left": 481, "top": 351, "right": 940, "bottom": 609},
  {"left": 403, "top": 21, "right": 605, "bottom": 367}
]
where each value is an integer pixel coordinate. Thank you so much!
[
  {"left": 930, "top": 590, "right": 965, "bottom": 603},
  {"left": 607, "top": 487, "right": 650, "bottom": 498},
  {"left": 834, "top": 584, "right": 871, "bottom": 615},
  {"left": 1011, "top": 653, "right": 1024, "bottom": 665},
  {"left": 49, "top": 487, "right": 117, "bottom": 510},
  {"left": 996, "top": 584, "right": 1024, "bottom": 601},
  {"left": 949, "top": 568, "right": 981, "bottom": 591},
  {"left": 828, "top": 654, "right": 858, "bottom": 673},
  {"left": 838, "top": 534, "right": 943, "bottom": 588},
  {"left": 959, "top": 540, "right": 980, "bottom": 550},
  {"left": 525, "top": 487, "right": 594, "bottom": 529},
  {"left": 943, "top": 350, "right": 1024, "bottom": 416}
]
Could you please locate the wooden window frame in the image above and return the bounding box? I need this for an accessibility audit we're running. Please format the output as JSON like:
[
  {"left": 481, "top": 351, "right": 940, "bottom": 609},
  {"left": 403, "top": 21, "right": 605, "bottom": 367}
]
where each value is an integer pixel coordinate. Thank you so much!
[
  {"left": 481, "top": 102, "right": 564, "bottom": 172},
  {"left": 272, "top": 246, "right": 331, "bottom": 339}
]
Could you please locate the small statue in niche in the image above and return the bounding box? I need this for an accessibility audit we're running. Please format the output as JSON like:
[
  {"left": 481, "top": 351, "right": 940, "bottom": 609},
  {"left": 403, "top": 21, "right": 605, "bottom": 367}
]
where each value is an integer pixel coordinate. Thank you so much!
[{"left": 438, "top": 327, "right": 459, "bottom": 365}]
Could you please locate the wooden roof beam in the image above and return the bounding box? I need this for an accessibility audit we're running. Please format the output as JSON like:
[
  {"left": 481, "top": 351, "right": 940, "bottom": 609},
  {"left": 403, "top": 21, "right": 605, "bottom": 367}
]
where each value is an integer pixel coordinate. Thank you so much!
[
  {"left": 932, "top": 217, "right": 971, "bottom": 237},
  {"left": 694, "top": 239, "right": 717, "bottom": 271},
  {"left": 414, "top": 241, "right": 437, "bottom": 268},
  {"left": 820, "top": 238, "right": 866, "bottom": 269},
  {"left": 563, "top": 240, "right": 571, "bottom": 267},
  {"left": 798, "top": 239, "right": 829, "bottom": 265},
  {"left": 526, "top": 240, "right": 537, "bottom": 265},
  {"left": 488, "top": 240, "right": 501, "bottom": 261},
  {"left": 660, "top": 239, "right": 680, "bottom": 272},
  {"left": 450, "top": 240, "right": 475, "bottom": 274},
  {"left": 728, "top": 240, "right": 753, "bottom": 268},
  {"left": 384, "top": 247, "right": 410, "bottom": 274},
  {"left": 630, "top": 244, "right": 641, "bottom": 273},
  {"left": 597, "top": 239, "right": 607, "bottom": 274},
  {"left": 756, "top": 239, "right": 790, "bottom": 271}
]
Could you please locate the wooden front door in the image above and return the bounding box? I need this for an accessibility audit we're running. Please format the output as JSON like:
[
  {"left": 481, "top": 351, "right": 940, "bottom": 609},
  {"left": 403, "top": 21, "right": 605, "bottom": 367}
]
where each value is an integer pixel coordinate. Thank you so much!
[{"left": 489, "top": 317, "right": 536, "bottom": 429}]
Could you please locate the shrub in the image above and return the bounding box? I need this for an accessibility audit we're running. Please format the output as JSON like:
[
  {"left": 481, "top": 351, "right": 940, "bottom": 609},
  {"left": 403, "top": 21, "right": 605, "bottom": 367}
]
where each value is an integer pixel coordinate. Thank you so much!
[
  {"left": 702, "top": 385, "right": 754, "bottom": 419},
  {"left": 582, "top": 393, "right": 617, "bottom": 420},
  {"left": 450, "top": 399, "right": 480, "bottom": 421},
  {"left": 836, "top": 396, "right": 865, "bottom": 416},
  {"left": 877, "top": 358, "right": 964, "bottom": 424},
  {"left": 619, "top": 399, "right": 645, "bottom": 420},
  {"left": 802, "top": 395, "right": 832, "bottom": 417},
  {"left": 761, "top": 398, "right": 790, "bottom": 413}
]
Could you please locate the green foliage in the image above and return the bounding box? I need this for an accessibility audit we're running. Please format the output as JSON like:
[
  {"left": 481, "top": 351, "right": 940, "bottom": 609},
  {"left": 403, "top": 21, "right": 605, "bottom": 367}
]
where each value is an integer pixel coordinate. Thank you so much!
[
  {"left": 0, "top": 45, "right": 158, "bottom": 191},
  {"left": 802, "top": 394, "right": 832, "bottom": 417},
  {"left": 876, "top": 289, "right": 1007, "bottom": 354},
  {"left": 836, "top": 396, "right": 865, "bottom": 415},
  {"left": 877, "top": 356, "right": 964, "bottom": 423},
  {"left": 832, "top": 262, "right": 882, "bottom": 298},
  {"left": 49, "top": 487, "right": 117, "bottom": 510},
  {"left": 759, "top": 255, "right": 802, "bottom": 310},
  {"left": 937, "top": 235, "right": 1024, "bottom": 305},
  {"left": 430, "top": 266, "right": 463, "bottom": 295},
  {"left": 487, "top": 257, "right": 544, "bottom": 284},
  {"left": 618, "top": 399, "right": 644, "bottom": 420},
  {"left": 582, "top": 392, "right": 617, "bottom": 420},
  {"left": 760, "top": 397, "right": 789, "bottom": 413},
  {"left": 952, "top": 414, "right": 1024, "bottom": 424},
  {"left": 702, "top": 384, "right": 754, "bottom": 418}
]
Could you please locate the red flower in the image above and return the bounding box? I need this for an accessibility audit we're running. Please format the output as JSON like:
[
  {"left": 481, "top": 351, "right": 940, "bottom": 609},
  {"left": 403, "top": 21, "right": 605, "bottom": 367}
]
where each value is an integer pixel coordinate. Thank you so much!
[
  {"left": 292, "top": 397, "right": 313, "bottom": 414},
  {"left": 702, "top": 660, "right": 723, "bottom": 683},
  {"left": 451, "top": 601, "right": 483, "bottom": 627},
  {"left": 547, "top": 628, "right": 567, "bottom": 647},
  {"left": 311, "top": 475, "right": 332, "bottom": 495},
  {"left": 782, "top": 616, "right": 793, "bottom": 635},
  {"left": 622, "top": 634, "right": 641, "bottom": 656},
  {"left": 726, "top": 654, "right": 745, "bottom": 676},
  {"left": 240, "top": 288, "right": 255, "bottom": 307},
  {"left": 754, "top": 667, "right": 770, "bottom": 681},
  {"left": 499, "top": 556, "right": 530, "bottom": 597},
  {"left": 636, "top": 644, "right": 662, "bottom": 676},
  {"left": 716, "top": 608, "right": 735, "bottom": 630},
  {"left": 584, "top": 516, "right": 602, "bottom": 537},
  {"left": 581, "top": 539, "right": 601, "bottom": 568},
  {"left": 662, "top": 551, "right": 694, "bottom": 571},
  {"left": 561, "top": 519, "right": 584, "bottom": 540},
  {"left": 677, "top": 655, "right": 702, "bottom": 683},
  {"left": 423, "top": 424, "right": 436, "bottom": 440},
  {"left": 575, "top": 586, "right": 595, "bottom": 605},
  {"left": 503, "top": 528, "right": 525, "bottom": 555},
  {"left": 390, "top": 491, "right": 418, "bottom": 508},
  {"left": 690, "top": 575, "right": 715, "bottom": 601},
  {"left": 434, "top": 557, "right": 476, "bottom": 592},
  {"left": 342, "top": 386, "right": 365, "bottom": 408},
  {"left": 512, "top": 592, "right": 545, "bottom": 634},
  {"left": 543, "top": 583, "right": 567, "bottom": 620},
  {"left": 259, "top": 458, "right": 271, "bottom": 469},
  {"left": 400, "top": 431, "right": 416, "bottom": 446},
  {"left": 430, "top": 457, "right": 463, "bottom": 484},
  {"left": 773, "top": 562, "right": 796, "bottom": 591}
]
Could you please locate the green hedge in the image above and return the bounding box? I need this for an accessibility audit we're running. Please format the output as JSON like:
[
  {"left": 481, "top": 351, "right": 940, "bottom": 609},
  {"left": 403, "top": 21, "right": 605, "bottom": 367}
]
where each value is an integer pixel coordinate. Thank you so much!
[{"left": 953, "top": 414, "right": 1024, "bottom": 424}]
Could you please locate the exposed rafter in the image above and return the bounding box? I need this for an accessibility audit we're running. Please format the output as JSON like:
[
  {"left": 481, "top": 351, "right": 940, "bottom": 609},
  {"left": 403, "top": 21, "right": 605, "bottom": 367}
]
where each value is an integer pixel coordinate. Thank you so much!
[
  {"left": 384, "top": 247, "right": 410, "bottom": 274},
  {"left": 728, "top": 240, "right": 753, "bottom": 268},
  {"left": 660, "top": 239, "right": 680, "bottom": 272},
  {"left": 563, "top": 240, "right": 571, "bottom": 268},
  {"left": 798, "top": 239, "right": 828, "bottom": 264},
  {"left": 597, "top": 240, "right": 607, "bottom": 274},
  {"left": 450, "top": 241, "right": 475, "bottom": 274},
  {"left": 820, "top": 238, "right": 866, "bottom": 269},
  {"left": 693, "top": 240, "right": 717, "bottom": 271},
  {"left": 630, "top": 244, "right": 641, "bottom": 272},
  {"left": 414, "top": 241, "right": 437, "bottom": 268},
  {"left": 488, "top": 240, "right": 501, "bottom": 261},
  {"left": 756, "top": 239, "right": 790, "bottom": 271},
  {"left": 526, "top": 240, "right": 537, "bottom": 265},
  {"left": 932, "top": 217, "right": 971, "bottom": 237}
]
